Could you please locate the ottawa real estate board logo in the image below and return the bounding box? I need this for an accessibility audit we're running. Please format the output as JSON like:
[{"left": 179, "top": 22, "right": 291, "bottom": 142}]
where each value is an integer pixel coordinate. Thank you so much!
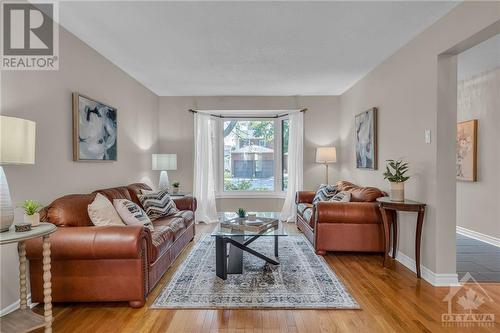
[
  {"left": 442, "top": 273, "right": 495, "bottom": 328},
  {"left": 1, "top": 1, "right": 59, "bottom": 70}
]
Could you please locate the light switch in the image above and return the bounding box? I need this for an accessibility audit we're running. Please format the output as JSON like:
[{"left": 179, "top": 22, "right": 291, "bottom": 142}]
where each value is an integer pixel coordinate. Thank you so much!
[{"left": 425, "top": 130, "right": 431, "bottom": 144}]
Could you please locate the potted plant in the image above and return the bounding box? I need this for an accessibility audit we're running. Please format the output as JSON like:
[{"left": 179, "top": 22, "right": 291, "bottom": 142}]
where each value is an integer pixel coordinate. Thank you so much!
[
  {"left": 383, "top": 159, "right": 410, "bottom": 202},
  {"left": 171, "top": 182, "right": 180, "bottom": 194},
  {"left": 236, "top": 208, "right": 246, "bottom": 219},
  {"left": 20, "top": 200, "right": 43, "bottom": 226}
]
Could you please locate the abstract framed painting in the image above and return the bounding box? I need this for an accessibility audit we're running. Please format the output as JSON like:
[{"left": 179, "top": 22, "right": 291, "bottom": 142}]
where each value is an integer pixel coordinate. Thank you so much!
[
  {"left": 73, "top": 93, "right": 117, "bottom": 161},
  {"left": 355, "top": 107, "right": 377, "bottom": 170},
  {"left": 456, "top": 119, "right": 477, "bottom": 182}
]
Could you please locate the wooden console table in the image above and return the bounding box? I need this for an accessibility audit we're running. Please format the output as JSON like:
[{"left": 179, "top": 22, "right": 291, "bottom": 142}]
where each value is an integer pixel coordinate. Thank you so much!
[
  {"left": 0, "top": 223, "right": 56, "bottom": 333},
  {"left": 376, "top": 197, "right": 426, "bottom": 278}
]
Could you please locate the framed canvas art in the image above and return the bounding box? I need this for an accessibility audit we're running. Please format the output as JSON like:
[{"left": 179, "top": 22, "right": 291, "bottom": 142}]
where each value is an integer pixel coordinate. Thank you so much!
[
  {"left": 456, "top": 119, "right": 477, "bottom": 182},
  {"left": 73, "top": 93, "right": 117, "bottom": 161},
  {"left": 355, "top": 107, "right": 377, "bottom": 170}
]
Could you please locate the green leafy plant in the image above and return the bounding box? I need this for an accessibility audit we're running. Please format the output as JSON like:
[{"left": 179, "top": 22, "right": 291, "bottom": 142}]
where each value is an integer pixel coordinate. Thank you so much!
[
  {"left": 383, "top": 159, "right": 410, "bottom": 183},
  {"left": 172, "top": 182, "right": 180, "bottom": 188},
  {"left": 237, "top": 208, "right": 246, "bottom": 218},
  {"left": 20, "top": 200, "right": 43, "bottom": 216}
]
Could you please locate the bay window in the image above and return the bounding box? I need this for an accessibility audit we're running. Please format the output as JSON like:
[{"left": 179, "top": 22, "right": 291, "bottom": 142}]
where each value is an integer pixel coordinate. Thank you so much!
[{"left": 217, "top": 118, "right": 289, "bottom": 197}]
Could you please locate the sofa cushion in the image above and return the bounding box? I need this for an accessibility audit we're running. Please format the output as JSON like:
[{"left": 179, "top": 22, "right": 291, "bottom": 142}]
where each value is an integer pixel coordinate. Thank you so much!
[
  {"left": 42, "top": 194, "right": 95, "bottom": 227},
  {"left": 335, "top": 181, "right": 384, "bottom": 202},
  {"left": 349, "top": 187, "right": 384, "bottom": 202},
  {"left": 297, "top": 203, "right": 312, "bottom": 215},
  {"left": 149, "top": 213, "right": 190, "bottom": 262},
  {"left": 88, "top": 193, "right": 125, "bottom": 227},
  {"left": 329, "top": 191, "right": 351, "bottom": 202},
  {"left": 138, "top": 189, "right": 179, "bottom": 221},
  {"left": 127, "top": 183, "right": 153, "bottom": 207},
  {"left": 297, "top": 203, "right": 314, "bottom": 228},
  {"left": 312, "top": 184, "right": 339, "bottom": 205},
  {"left": 150, "top": 225, "right": 175, "bottom": 262},
  {"left": 113, "top": 199, "right": 154, "bottom": 231}
]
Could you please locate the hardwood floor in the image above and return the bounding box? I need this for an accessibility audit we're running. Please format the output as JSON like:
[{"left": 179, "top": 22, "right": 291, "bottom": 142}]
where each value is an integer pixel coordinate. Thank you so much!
[{"left": 32, "top": 223, "right": 500, "bottom": 333}]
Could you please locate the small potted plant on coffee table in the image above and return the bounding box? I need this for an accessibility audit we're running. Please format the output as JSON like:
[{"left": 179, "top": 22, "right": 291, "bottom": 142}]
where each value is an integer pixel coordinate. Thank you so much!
[
  {"left": 383, "top": 159, "right": 410, "bottom": 202},
  {"left": 20, "top": 200, "right": 43, "bottom": 226},
  {"left": 171, "top": 182, "right": 180, "bottom": 194},
  {"left": 236, "top": 208, "right": 246, "bottom": 219}
]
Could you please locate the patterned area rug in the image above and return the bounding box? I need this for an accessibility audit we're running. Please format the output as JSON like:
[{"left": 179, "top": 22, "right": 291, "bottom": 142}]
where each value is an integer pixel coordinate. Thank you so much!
[{"left": 152, "top": 234, "right": 359, "bottom": 309}]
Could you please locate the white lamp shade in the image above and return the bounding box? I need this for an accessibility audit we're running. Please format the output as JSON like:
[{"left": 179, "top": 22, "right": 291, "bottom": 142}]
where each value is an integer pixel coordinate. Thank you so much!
[
  {"left": 316, "top": 147, "right": 337, "bottom": 163},
  {"left": 0, "top": 116, "right": 36, "bottom": 165},
  {"left": 152, "top": 153, "right": 177, "bottom": 171}
]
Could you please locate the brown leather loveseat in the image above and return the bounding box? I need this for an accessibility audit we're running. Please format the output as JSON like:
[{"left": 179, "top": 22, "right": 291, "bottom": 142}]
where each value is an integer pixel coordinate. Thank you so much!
[
  {"left": 296, "top": 181, "right": 387, "bottom": 255},
  {"left": 25, "top": 183, "right": 196, "bottom": 308}
]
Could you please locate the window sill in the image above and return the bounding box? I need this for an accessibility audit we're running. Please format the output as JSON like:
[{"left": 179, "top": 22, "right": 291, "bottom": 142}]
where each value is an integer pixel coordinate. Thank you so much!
[{"left": 216, "top": 192, "right": 286, "bottom": 199}]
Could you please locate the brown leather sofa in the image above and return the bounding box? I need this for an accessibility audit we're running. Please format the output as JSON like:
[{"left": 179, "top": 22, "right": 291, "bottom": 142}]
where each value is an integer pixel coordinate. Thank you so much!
[
  {"left": 25, "top": 183, "right": 196, "bottom": 308},
  {"left": 296, "top": 181, "right": 388, "bottom": 255}
]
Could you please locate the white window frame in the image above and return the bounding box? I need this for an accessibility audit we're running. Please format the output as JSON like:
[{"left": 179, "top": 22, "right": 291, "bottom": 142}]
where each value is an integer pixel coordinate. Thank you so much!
[{"left": 215, "top": 117, "right": 288, "bottom": 199}]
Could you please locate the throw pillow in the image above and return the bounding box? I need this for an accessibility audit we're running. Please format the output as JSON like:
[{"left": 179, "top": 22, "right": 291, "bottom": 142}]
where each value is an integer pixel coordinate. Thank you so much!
[
  {"left": 138, "top": 189, "right": 179, "bottom": 221},
  {"left": 88, "top": 193, "right": 125, "bottom": 227},
  {"left": 113, "top": 199, "right": 154, "bottom": 231},
  {"left": 329, "top": 191, "right": 351, "bottom": 203},
  {"left": 312, "top": 184, "right": 339, "bottom": 205}
]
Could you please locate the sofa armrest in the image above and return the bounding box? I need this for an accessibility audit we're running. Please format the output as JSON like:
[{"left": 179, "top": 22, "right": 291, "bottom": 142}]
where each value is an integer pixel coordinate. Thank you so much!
[
  {"left": 25, "top": 226, "right": 151, "bottom": 260},
  {"left": 295, "top": 191, "right": 315, "bottom": 204},
  {"left": 316, "top": 202, "right": 381, "bottom": 224},
  {"left": 173, "top": 196, "right": 197, "bottom": 212}
]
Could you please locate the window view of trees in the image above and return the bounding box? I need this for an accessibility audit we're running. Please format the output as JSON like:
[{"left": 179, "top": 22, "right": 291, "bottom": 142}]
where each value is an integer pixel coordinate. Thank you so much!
[{"left": 223, "top": 120, "right": 276, "bottom": 191}]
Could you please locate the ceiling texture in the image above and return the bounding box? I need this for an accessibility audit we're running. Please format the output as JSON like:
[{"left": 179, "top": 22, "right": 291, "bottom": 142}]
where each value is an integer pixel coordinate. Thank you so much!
[{"left": 59, "top": 1, "right": 459, "bottom": 96}]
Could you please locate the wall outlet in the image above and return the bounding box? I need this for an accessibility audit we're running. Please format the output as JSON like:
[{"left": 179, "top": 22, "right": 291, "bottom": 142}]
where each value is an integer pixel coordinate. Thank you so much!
[{"left": 425, "top": 130, "right": 431, "bottom": 144}]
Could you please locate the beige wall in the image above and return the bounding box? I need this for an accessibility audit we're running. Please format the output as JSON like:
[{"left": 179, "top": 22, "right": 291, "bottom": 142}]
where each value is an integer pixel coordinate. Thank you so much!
[
  {"left": 158, "top": 96, "right": 341, "bottom": 212},
  {"left": 457, "top": 68, "right": 500, "bottom": 239},
  {"left": 338, "top": 2, "right": 500, "bottom": 275},
  {"left": 0, "top": 28, "right": 159, "bottom": 310}
]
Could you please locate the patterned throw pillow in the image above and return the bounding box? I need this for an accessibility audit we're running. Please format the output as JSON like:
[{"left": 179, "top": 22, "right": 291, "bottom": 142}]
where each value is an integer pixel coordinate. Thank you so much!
[
  {"left": 329, "top": 191, "right": 351, "bottom": 203},
  {"left": 88, "top": 193, "right": 125, "bottom": 227},
  {"left": 312, "top": 184, "right": 339, "bottom": 205},
  {"left": 113, "top": 199, "right": 154, "bottom": 231},
  {"left": 138, "top": 189, "right": 179, "bottom": 221}
]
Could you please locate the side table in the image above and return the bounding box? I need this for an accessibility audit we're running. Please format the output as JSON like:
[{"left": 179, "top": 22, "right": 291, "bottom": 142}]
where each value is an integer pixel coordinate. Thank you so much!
[
  {"left": 0, "top": 223, "right": 57, "bottom": 333},
  {"left": 376, "top": 197, "right": 426, "bottom": 278}
]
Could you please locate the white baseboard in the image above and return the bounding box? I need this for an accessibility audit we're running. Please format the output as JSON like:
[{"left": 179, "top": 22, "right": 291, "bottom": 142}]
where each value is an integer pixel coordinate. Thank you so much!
[
  {"left": 0, "top": 294, "right": 36, "bottom": 317},
  {"left": 456, "top": 226, "right": 500, "bottom": 248},
  {"left": 391, "top": 250, "right": 459, "bottom": 287}
]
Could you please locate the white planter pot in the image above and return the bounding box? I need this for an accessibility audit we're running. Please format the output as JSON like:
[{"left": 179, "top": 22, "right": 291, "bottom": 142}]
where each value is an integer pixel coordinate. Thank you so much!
[
  {"left": 172, "top": 187, "right": 179, "bottom": 194},
  {"left": 24, "top": 212, "right": 40, "bottom": 226},
  {"left": 390, "top": 182, "right": 405, "bottom": 202}
]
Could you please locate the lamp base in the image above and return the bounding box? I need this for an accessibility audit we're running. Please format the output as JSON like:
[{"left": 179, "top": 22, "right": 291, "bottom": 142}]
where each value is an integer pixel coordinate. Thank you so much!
[
  {"left": 158, "top": 170, "right": 170, "bottom": 191},
  {"left": 0, "top": 166, "right": 14, "bottom": 232}
]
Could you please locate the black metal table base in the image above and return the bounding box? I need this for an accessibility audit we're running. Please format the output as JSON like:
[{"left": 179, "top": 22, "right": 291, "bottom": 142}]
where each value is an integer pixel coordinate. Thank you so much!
[{"left": 215, "top": 235, "right": 280, "bottom": 280}]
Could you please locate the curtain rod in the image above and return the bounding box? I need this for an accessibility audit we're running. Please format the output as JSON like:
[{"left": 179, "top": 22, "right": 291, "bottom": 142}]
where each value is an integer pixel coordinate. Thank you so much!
[{"left": 188, "top": 108, "right": 307, "bottom": 119}]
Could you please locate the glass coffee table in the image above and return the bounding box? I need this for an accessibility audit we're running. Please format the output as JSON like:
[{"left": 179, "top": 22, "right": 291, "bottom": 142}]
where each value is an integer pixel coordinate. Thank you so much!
[{"left": 212, "top": 212, "right": 287, "bottom": 280}]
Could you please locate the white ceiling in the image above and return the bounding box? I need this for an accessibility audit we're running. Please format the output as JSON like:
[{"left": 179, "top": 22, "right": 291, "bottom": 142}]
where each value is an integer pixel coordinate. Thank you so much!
[
  {"left": 458, "top": 34, "right": 500, "bottom": 80},
  {"left": 58, "top": 1, "right": 458, "bottom": 96}
]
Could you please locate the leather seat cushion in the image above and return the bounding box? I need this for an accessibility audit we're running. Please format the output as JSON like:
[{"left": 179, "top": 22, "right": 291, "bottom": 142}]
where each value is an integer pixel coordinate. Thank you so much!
[
  {"left": 335, "top": 181, "right": 384, "bottom": 202},
  {"left": 297, "top": 203, "right": 312, "bottom": 215},
  {"left": 297, "top": 203, "right": 314, "bottom": 228},
  {"left": 150, "top": 210, "right": 194, "bottom": 262}
]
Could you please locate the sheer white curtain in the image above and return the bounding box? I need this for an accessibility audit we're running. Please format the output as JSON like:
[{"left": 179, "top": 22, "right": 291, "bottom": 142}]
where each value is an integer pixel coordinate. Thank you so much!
[
  {"left": 193, "top": 113, "right": 218, "bottom": 223},
  {"left": 280, "top": 112, "right": 304, "bottom": 222}
]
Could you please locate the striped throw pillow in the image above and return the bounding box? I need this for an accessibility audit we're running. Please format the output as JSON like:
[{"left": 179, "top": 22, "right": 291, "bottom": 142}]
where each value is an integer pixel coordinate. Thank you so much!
[
  {"left": 138, "top": 189, "right": 179, "bottom": 221},
  {"left": 312, "top": 184, "right": 339, "bottom": 205},
  {"left": 113, "top": 199, "right": 154, "bottom": 231}
]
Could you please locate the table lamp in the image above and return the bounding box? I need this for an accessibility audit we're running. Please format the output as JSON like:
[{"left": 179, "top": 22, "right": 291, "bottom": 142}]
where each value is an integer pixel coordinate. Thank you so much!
[
  {"left": 0, "top": 116, "right": 36, "bottom": 232},
  {"left": 316, "top": 147, "right": 337, "bottom": 184},
  {"left": 152, "top": 153, "right": 177, "bottom": 190}
]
